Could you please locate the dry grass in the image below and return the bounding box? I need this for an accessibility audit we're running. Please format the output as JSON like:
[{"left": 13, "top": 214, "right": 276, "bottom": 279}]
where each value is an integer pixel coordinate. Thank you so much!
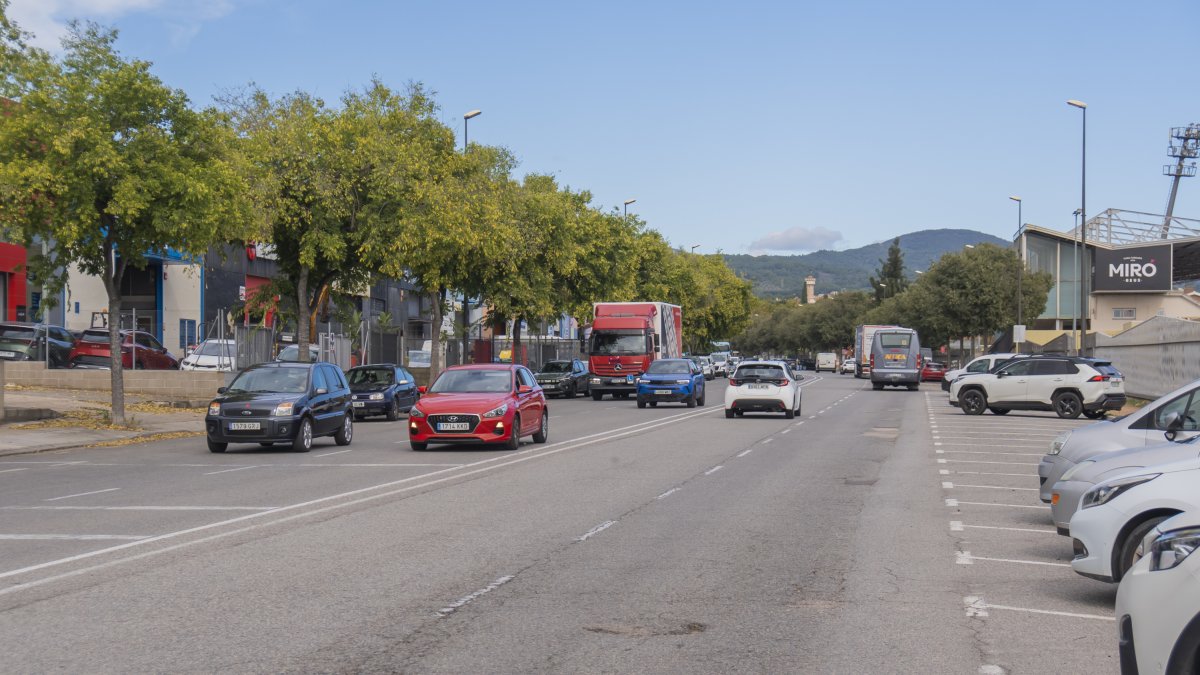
[
  {"left": 88, "top": 430, "right": 203, "bottom": 448},
  {"left": 10, "top": 407, "right": 142, "bottom": 431}
]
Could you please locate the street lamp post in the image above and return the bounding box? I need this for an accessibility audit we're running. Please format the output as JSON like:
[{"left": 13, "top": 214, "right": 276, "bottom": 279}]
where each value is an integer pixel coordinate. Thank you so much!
[
  {"left": 1010, "top": 195, "right": 1023, "bottom": 352},
  {"left": 623, "top": 198, "right": 636, "bottom": 220},
  {"left": 1068, "top": 99, "right": 1087, "bottom": 356},
  {"left": 461, "top": 109, "right": 481, "bottom": 362},
  {"left": 463, "top": 109, "right": 481, "bottom": 152},
  {"left": 690, "top": 244, "right": 700, "bottom": 254}
]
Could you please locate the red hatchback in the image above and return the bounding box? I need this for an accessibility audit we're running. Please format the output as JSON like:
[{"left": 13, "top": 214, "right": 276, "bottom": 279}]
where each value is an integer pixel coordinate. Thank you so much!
[
  {"left": 68, "top": 329, "right": 180, "bottom": 370},
  {"left": 921, "top": 361, "right": 947, "bottom": 382},
  {"left": 408, "top": 364, "right": 548, "bottom": 451}
]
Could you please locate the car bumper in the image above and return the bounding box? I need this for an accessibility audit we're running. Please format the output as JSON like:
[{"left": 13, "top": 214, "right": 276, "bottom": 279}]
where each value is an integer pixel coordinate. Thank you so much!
[
  {"left": 1115, "top": 554, "right": 1200, "bottom": 675},
  {"left": 1085, "top": 393, "right": 1127, "bottom": 412},
  {"left": 408, "top": 415, "right": 512, "bottom": 445},
  {"left": 726, "top": 397, "right": 789, "bottom": 412},
  {"left": 1039, "top": 455, "right": 1071, "bottom": 503},
  {"left": 871, "top": 369, "right": 920, "bottom": 384},
  {"left": 1068, "top": 503, "right": 1124, "bottom": 582},
  {"left": 941, "top": 379, "right": 952, "bottom": 391},
  {"left": 589, "top": 377, "right": 637, "bottom": 393},
  {"left": 206, "top": 415, "right": 303, "bottom": 444},
  {"left": 537, "top": 380, "right": 571, "bottom": 395},
  {"left": 1050, "top": 479, "right": 1093, "bottom": 533},
  {"left": 637, "top": 383, "right": 694, "bottom": 402},
  {"left": 350, "top": 399, "right": 391, "bottom": 414}
]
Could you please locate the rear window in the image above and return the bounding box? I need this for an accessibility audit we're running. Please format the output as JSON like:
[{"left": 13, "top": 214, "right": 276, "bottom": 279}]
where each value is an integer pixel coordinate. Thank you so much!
[
  {"left": 1094, "top": 364, "right": 1123, "bottom": 378},
  {"left": 735, "top": 364, "right": 785, "bottom": 379},
  {"left": 878, "top": 333, "right": 913, "bottom": 349},
  {"left": 0, "top": 325, "right": 36, "bottom": 339},
  {"left": 81, "top": 331, "right": 110, "bottom": 343}
]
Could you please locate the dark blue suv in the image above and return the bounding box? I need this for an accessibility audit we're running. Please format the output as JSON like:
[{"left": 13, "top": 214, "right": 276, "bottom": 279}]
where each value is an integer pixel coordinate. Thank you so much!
[
  {"left": 636, "top": 358, "right": 706, "bottom": 408},
  {"left": 205, "top": 362, "right": 353, "bottom": 453},
  {"left": 346, "top": 363, "right": 420, "bottom": 421}
]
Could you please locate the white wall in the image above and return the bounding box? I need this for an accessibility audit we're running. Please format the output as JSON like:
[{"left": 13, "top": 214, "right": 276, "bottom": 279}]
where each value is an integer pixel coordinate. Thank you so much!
[
  {"left": 62, "top": 263, "right": 110, "bottom": 333},
  {"left": 162, "top": 264, "right": 202, "bottom": 353},
  {"left": 1092, "top": 292, "right": 1200, "bottom": 334}
]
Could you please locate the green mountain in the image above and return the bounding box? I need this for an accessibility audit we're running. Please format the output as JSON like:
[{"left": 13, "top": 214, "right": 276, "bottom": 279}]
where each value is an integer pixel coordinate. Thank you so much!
[{"left": 724, "top": 228, "right": 1010, "bottom": 299}]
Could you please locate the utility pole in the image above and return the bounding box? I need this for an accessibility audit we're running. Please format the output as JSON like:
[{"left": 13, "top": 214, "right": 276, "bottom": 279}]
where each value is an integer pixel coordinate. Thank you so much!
[{"left": 1161, "top": 124, "right": 1199, "bottom": 239}]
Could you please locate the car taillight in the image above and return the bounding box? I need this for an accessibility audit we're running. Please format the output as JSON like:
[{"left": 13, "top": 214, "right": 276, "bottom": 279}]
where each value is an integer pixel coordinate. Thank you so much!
[
  {"left": 779, "top": 379, "right": 789, "bottom": 386},
  {"left": 1087, "top": 375, "right": 1110, "bottom": 382},
  {"left": 728, "top": 378, "right": 738, "bottom": 386},
  {"left": 870, "top": 355, "right": 875, "bottom": 369}
]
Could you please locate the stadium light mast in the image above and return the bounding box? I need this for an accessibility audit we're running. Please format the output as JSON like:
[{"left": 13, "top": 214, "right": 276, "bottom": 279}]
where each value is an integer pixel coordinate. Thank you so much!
[{"left": 1162, "top": 123, "right": 1200, "bottom": 239}]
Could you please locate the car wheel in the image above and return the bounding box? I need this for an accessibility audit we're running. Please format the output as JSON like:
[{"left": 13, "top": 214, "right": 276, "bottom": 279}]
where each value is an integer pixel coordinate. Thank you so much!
[
  {"left": 960, "top": 390, "right": 986, "bottom": 415},
  {"left": 1053, "top": 391, "right": 1083, "bottom": 419},
  {"left": 1117, "top": 516, "right": 1174, "bottom": 581},
  {"left": 686, "top": 390, "right": 697, "bottom": 408},
  {"left": 637, "top": 398, "right": 647, "bottom": 409},
  {"left": 410, "top": 441, "right": 428, "bottom": 451},
  {"left": 335, "top": 414, "right": 353, "bottom": 446},
  {"left": 725, "top": 409, "right": 735, "bottom": 419},
  {"left": 592, "top": 391, "right": 603, "bottom": 401},
  {"left": 207, "top": 439, "right": 227, "bottom": 453},
  {"left": 1083, "top": 410, "right": 1106, "bottom": 420},
  {"left": 907, "top": 384, "right": 919, "bottom": 391},
  {"left": 567, "top": 382, "right": 577, "bottom": 398},
  {"left": 872, "top": 383, "right": 884, "bottom": 391},
  {"left": 735, "top": 410, "right": 744, "bottom": 417},
  {"left": 292, "top": 417, "right": 313, "bottom": 452},
  {"left": 650, "top": 401, "right": 657, "bottom": 407},
  {"left": 784, "top": 407, "right": 795, "bottom": 419},
  {"left": 505, "top": 415, "right": 521, "bottom": 450},
  {"left": 532, "top": 410, "right": 548, "bottom": 444},
  {"left": 697, "top": 388, "right": 705, "bottom": 406},
  {"left": 616, "top": 392, "right": 629, "bottom": 400},
  {"left": 386, "top": 398, "right": 400, "bottom": 422},
  {"left": 988, "top": 407, "right": 1011, "bottom": 415}
]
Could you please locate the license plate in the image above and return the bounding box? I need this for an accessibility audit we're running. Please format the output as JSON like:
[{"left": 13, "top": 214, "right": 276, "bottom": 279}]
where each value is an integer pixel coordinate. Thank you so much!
[
  {"left": 611, "top": 378, "right": 625, "bottom": 384},
  {"left": 750, "top": 383, "right": 770, "bottom": 390},
  {"left": 1111, "top": 380, "right": 1122, "bottom": 387},
  {"left": 436, "top": 422, "right": 470, "bottom": 432},
  {"left": 655, "top": 389, "right": 672, "bottom": 395},
  {"left": 0, "top": 351, "right": 14, "bottom": 358},
  {"left": 229, "top": 422, "right": 261, "bottom": 431},
  {"left": 352, "top": 401, "right": 365, "bottom": 407}
]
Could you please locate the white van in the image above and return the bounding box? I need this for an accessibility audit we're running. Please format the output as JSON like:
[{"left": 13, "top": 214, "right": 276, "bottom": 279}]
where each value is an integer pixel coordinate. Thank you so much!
[{"left": 815, "top": 352, "right": 837, "bottom": 373}]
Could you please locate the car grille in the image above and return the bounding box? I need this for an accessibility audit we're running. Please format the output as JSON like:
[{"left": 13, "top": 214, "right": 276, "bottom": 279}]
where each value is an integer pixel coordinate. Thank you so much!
[
  {"left": 73, "top": 354, "right": 111, "bottom": 367},
  {"left": 592, "top": 364, "right": 636, "bottom": 377},
  {"left": 427, "top": 414, "right": 481, "bottom": 433},
  {"left": 221, "top": 405, "right": 273, "bottom": 418}
]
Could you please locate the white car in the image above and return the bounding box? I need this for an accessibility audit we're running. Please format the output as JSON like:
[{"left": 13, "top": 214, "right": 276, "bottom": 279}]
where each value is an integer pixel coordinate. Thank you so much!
[
  {"left": 724, "top": 360, "right": 802, "bottom": 419},
  {"left": 1115, "top": 510, "right": 1200, "bottom": 674},
  {"left": 1038, "top": 377, "right": 1200, "bottom": 503},
  {"left": 949, "top": 355, "right": 1126, "bottom": 419},
  {"left": 180, "top": 339, "right": 236, "bottom": 372},
  {"left": 840, "top": 359, "right": 855, "bottom": 375},
  {"left": 1068, "top": 456, "right": 1200, "bottom": 582},
  {"left": 940, "top": 352, "right": 1023, "bottom": 392}
]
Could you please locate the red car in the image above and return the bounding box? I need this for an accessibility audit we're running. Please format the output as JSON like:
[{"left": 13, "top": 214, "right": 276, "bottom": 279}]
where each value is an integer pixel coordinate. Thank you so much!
[
  {"left": 68, "top": 328, "right": 180, "bottom": 370},
  {"left": 408, "top": 364, "right": 549, "bottom": 451},
  {"left": 921, "top": 361, "right": 946, "bottom": 382}
]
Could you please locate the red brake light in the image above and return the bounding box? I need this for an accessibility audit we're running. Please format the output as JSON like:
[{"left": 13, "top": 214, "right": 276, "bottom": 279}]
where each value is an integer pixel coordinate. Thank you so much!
[
  {"left": 728, "top": 378, "right": 738, "bottom": 386},
  {"left": 779, "top": 379, "right": 790, "bottom": 386},
  {"left": 1087, "top": 375, "right": 1110, "bottom": 382},
  {"left": 870, "top": 355, "right": 875, "bottom": 369}
]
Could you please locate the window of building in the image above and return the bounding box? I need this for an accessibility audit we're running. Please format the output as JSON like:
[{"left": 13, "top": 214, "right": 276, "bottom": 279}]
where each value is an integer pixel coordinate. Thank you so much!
[
  {"left": 179, "top": 319, "right": 197, "bottom": 350},
  {"left": 1113, "top": 308, "right": 1136, "bottom": 320}
]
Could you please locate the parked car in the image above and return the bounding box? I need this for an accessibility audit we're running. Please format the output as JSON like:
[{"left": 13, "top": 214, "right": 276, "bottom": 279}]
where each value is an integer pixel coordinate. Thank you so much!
[
  {"left": 941, "top": 352, "right": 1024, "bottom": 392},
  {"left": 1068, "top": 455, "right": 1200, "bottom": 582},
  {"left": 68, "top": 328, "right": 180, "bottom": 370},
  {"left": 276, "top": 344, "right": 320, "bottom": 362},
  {"left": 346, "top": 363, "right": 420, "bottom": 421},
  {"left": 949, "top": 355, "right": 1125, "bottom": 418},
  {"left": 870, "top": 327, "right": 922, "bottom": 390},
  {"left": 921, "top": 361, "right": 947, "bottom": 382},
  {"left": 534, "top": 359, "right": 590, "bottom": 398},
  {"left": 205, "top": 361, "right": 353, "bottom": 453},
  {"left": 0, "top": 322, "right": 75, "bottom": 368},
  {"left": 1115, "top": 510, "right": 1200, "bottom": 674},
  {"left": 724, "top": 360, "right": 802, "bottom": 419},
  {"left": 180, "top": 339, "right": 236, "bottom": 372},
  {"left": 407, "top": 364, "right": 548, "bottom": 451},
  {"left": 636, "top": 358, "right": 706, "bottom": 408},
  {"left": 840, "top": 358, "right": 856, "bottom": 375},
  {"left": 1038, "top": 377, "right": 1200, "bottom": 503},
  {"left": 1049, "top": 433, "right": 1200, "bottom": 535}
]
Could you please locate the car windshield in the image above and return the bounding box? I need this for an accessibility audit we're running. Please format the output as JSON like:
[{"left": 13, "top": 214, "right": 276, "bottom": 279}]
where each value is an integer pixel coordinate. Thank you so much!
[
  {"left": 878, "top": 333, "right": 912, "bottom": 348},
  {"left": 429, "top": 369, "right": 513, "bottom": 393},
  {"left": 590, "top": 330, "right": 646, "bottom": 355},
  {"left": 227, "top": 367, "right": 309, "bottom": 394},
  {"left": 348, "top": 367, "right": 394, "bottom": 385},
  {"left": 647, "top": 359, "right": 689, "bottom": 374},
  {"left": 0, "top": 325, "right": 37, "bottom": 340},
  {"left": 540, "top": 361, "right": 572, "bottom": 374},
  {"left": 195, "top": 341, "right": 235, "bottom": 357}
]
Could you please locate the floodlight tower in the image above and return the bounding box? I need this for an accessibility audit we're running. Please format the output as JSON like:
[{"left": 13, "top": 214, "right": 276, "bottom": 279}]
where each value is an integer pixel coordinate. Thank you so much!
[{"left": 1162, "top": 123, "right": 1200, "bottom": 239}]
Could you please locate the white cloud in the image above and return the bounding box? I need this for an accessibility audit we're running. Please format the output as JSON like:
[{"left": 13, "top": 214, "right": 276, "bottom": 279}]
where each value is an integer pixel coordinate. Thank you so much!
[
  {"left": 8, "top": 0, "right": 231, "bottom": 50},
  {"left": 748, "top": 226, "right": 843, "bottom": 253}
]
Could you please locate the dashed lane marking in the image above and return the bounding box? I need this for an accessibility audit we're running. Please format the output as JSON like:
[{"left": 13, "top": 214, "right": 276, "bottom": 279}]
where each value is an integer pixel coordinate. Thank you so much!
[
  {"left": 44, "top": 488, "right": 120, "bottom": 502},
  {"left": 438, "top": 575, "right": 515, "bottom": 616},
  {"left": 576, "top": 521, "right": 617, "bottom": 542},
  {"left": 704, "top": 465, "right": 724, "bottom": 476}
]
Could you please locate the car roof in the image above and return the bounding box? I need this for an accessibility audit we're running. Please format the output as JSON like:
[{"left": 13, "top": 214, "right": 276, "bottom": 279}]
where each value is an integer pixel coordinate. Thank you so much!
[
  {"left": 246, "top": 361, "right": 319, "bottom": 370},
  {"left": 446, "top": 363, "right": 518, "bottom": 371},
  {"left": 349, "top": 363, "right": 398, "bottom": 370}
]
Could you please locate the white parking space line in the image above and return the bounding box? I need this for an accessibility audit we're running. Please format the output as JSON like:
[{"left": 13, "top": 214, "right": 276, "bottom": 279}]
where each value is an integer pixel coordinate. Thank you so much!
[
  {"left": 964, "top": 597, "right": 1114, "bottom": 622},
  {"left": 3, "top": 505, "right": 278, "bottom": 511},
  {"left": 949, "top": 500, "right": 1048, "bottom": 510},
  {"left": 951, "top": 484, "right": 1040, "bottom": 492},
  {"left": 298, "top": 463, "right": 464, "bottom": 468},
  {"left": 951, "top": 471, "right": 1037, "bottom": 478},
  {"left": 957, "top": 552, "right": 1070, "bottom": 568},
  {"left": 938, "top": 450, "right": 1044, "bottom": 457},
  {"left": 576, "top": 520, "right": 616, "bottom": 542},
  {"left": 936, "top": 444, "right": 1045, "bottom": 450},
  {"left": 203, "top": 466, "right": 257, "bottom": 476},
  {"left": 44, "top": 488, "right": 120, "bottom": 502},
  {"left": 0, "top": 534, "right": 150, "bottom": 541},
  {"left": 313, "top": 449, "right": 353, "bottom": 458},
  {"left": 941, "top": 459, "right": 1039, "bottom": 466},
  {"left": 438, "top": 574, "right": 514, "bottom": 617},
  {"left": 950, "top": 521, "right": 1056, "bottom": 535}
]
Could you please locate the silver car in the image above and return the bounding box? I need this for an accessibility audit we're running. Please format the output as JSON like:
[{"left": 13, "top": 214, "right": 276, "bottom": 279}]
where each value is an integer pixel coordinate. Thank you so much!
[{"left": 1038, "top": 377, "right": 1200, "bottom": 503}]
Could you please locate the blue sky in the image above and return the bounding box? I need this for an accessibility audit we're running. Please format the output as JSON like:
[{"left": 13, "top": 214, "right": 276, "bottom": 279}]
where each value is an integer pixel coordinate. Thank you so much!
[{"left": 11, "top": 0, "right": 1200, "bottom": 255}]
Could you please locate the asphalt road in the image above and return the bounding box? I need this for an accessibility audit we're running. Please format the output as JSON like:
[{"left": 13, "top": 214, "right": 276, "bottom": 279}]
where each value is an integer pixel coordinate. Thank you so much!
[{"left": 0, "top": 374, "right": 1117, "bottom": 673}]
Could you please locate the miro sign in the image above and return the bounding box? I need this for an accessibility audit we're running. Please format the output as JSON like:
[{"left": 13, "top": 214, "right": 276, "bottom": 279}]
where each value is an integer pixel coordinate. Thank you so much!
[{"left": 1093, "top": 244, "right": 1173, "bottom": 292}]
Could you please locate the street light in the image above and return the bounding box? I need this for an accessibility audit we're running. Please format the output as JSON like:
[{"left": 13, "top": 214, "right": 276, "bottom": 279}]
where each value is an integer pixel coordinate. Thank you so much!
[
  {"left": 964, "top": 244, "right": 975, "bottom": 249},
  {"left": 1010, "top": 195, "right": 1023, "bottom": 351},
  {"left": 623, "top": 198, "right": 636, "bottom": 220},
  {"left": 463, "top": 109, "right": 481, "bottom": 152},
  {"left": 690, "top": 244, "right": 700, "bottom": 254},
  {"left": 1067, "top": 99, "right": 1087, "bottom": 356}
]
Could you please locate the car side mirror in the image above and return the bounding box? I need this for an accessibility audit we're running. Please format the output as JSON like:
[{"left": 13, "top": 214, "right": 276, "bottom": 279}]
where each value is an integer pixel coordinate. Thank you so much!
[
  {"left": 315, "top": 387, "right": 328, "bottom": 396},
  {"left": 216, "top": 386, "right": 227, "bottom": 394},
  {"left": 417, "top": 385, "right": 427, "bottom": 394},
  {"left": 1164, "top": 412, "right": 1184, "bottom": 441},
  {"left": 996, "top": 371, "right": 1007, "bottom": 378},
  {"left": 518, "top": 385, "right": 533, "bottom": 394}
]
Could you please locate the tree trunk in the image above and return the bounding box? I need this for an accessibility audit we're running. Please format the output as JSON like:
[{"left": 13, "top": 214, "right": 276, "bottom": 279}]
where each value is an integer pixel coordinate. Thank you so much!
[
  {"left": 104, "top": 245, "right": 127, "bottom": 426},
  {"left": 296, "top": 267, "right": 310, "bottom": 363},
  {"left": 512, "top": 316, "right": 523, "bottom": 366},
  {"left": 429, "top": 287, "right": 445, "bottom": 378}
]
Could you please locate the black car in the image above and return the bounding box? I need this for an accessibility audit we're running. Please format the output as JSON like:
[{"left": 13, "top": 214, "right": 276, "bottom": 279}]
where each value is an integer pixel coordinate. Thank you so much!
[
  {"left": 346, "top": 363, "right": 420, "bottom": 421},
  {"left": 0, "top": 323, "right": 75, "bottom": 368},
  {"left": 534, "top": 359, "right": 590, "bottom": 398},
  {"left": 205, "top": 362, "right": 353, "bottom": 453}
]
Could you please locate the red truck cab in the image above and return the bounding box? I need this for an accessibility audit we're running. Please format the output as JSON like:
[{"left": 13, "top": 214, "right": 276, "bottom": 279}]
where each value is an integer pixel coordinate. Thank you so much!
[{"left": 587, "top": 302, "right": 682, "bottom": 401}]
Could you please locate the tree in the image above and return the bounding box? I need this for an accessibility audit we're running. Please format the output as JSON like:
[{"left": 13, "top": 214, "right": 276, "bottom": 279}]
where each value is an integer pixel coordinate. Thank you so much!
[
  {"left": 869, "top": 237, "right": 909, "bottom": 302},
  {"left": 0, "top": 17, "right": 247, "bottom": 424}
]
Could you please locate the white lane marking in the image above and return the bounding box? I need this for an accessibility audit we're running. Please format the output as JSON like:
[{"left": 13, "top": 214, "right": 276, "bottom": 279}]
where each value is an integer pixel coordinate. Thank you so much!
[
  {"left": 809, "top": 416, "right": 818, "bottom": 420},
  {"left": 313, "top": 449, "right": 353, "bottom": 458},
  {"left": 961, "top": 554, "right": 1070, "bottom": 568},
  {"left": 44, "top": 488, "right": 120, "bottom": 502},
  {"left": 762, "top": 438, "right": 774, "bottom": 444},
  {"left": 954, "top": 501, "right": 1048, "bottom": 510},
  {"left": 942, "top": 459, "right": 1038, "bottom": 466},
  {"left": 950, "top": 520, "right": 964, "bottom": 531},
  {"left": 794, "top": 421, "right": 805, "bottom": 426},
  {"left": 945, "top": 498, "right": 959, "bottom": 507},
  {"left": 301, "top": 463, "right": 464, "bottom": 467},
  {"left": 2, "top": 505, "right": 278, "bottom": 511},
  {"left": 937, "top": 459, "right": 947, "bottom": 464},
  {"left": 980, "top": 666, "right": 1005, "bottom": 675},
  {"left": 576, "top": 520, "right": 616, "bottom": 542},
  {"left": 0, "top": 468, "right": 29, "bottom": 474},
  {"left": 966, "top": 596, "right": 1113, "bottom": 622},
  {"left": 959, "top": 524, "right": 1057, "bottom": 535},
  {"left": 780, "top": 429, "right": 791, "bottom": 435},
  {"left": 0, "top": 534, "right": 149, "bottom": 541},
  {"left": 955, "top": 550, "right": 974, "bottom": 565},
  {"left": 736, "top": 449, "right": 754, "bottom": 458},
  {"left": 204, "top": 466, "right": 257, "bottom": 476},
  {"left": 936, "top": 445, "right": 1044, "bottom": 450},
  {"left": 939, "top": 469, "right": 950, "bottom": 475},
  {"left": 656, "top": 488, "right": 680, "bottom": 500},
  {"left": 704, "top": 465, "right": 724, "bottom": 475},
  {"left": 939, "top": 451, "right": 1044, "bottom": 457},
  {"left": 942, "top": 482, "right": 954, "bottom": 489},
  {"left": 953, "top": 471, "right": 1036, "bottom": 478},
  {"left": 438, "top": 575, "right": 514, "bottom": 616},
  {"left": 964, "top": 596, "right": 989, "bottom": 617},
  {"left": 952, "top": 484, "right": 1039, "bottom": 492},
  {"left": 0, "top": 405, "right": 719, "bottom": 593}
]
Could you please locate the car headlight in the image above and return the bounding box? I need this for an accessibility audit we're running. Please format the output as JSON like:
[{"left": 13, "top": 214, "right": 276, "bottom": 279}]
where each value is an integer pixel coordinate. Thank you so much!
[
  {"left": 208, "top": 402, "right": 221, "bottom": 416},
  {"left": 636, "top": 378, "right": 647, "bottom": 384},
  {"left": 369, "top": 393, "right": 385, "bottom": 400},
  {"left": 482, "top": 404, "right": 508, "bottom": 418},
  {"left": 409, "top": 407, "right": 425, "bottom": 418},
  {"left": 1081, "top": 474, "right": 1159, "bottom": 509},
  {"left": 1059, "top": 460, "right": 1095, "bottom": 482},
  {"left": 591, "top": 377, "right": 601, "bottom": 384},
  {"left": 272, "top": 401, "right": 295, "bottom": 416},
  {"left": 1150, "top": 526, "right": 1200, "bottom": 572},
  {"left": 1050, "top": 430, "right": 1072, "bottom": 455},
  {"left": 675, "top": 379, "right": 690, "bottom": 384}
]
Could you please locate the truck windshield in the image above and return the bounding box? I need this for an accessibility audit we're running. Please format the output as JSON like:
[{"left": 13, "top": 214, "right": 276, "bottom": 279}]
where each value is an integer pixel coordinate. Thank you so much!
[{"left": 590, "top": 330, "right": 647, "bottom": 355}]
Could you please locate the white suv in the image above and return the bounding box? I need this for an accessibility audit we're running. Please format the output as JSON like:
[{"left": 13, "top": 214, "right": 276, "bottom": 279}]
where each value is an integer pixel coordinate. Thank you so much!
[
  {"left": 940, "top": 352, "right": 1023, "bottom": 392},
  {"left": 724, "top": 361, "right": 802, "bottom": 419},
  {"left": 949, "top": 356, "right": 1125, "bottom": 419}
]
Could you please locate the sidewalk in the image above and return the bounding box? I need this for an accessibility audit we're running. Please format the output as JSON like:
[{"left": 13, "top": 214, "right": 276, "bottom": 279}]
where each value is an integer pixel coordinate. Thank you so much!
[{"left": 0, "top": 386, "right": 206, "bottom": 457}]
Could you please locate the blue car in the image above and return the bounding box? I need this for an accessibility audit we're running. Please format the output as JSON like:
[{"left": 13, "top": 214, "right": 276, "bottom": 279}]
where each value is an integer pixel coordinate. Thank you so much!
[
  {"left": 346, "top": 363, "right": 420, "bottom": 421},
  {"left": 636, "top": 358, "right": 706, "bottom": 408}
]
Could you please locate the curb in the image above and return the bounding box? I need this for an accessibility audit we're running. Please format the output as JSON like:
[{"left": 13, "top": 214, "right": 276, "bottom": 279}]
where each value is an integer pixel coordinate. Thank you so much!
[{"left": 0, "top": 429, "right": 204, "bottom": 458}]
